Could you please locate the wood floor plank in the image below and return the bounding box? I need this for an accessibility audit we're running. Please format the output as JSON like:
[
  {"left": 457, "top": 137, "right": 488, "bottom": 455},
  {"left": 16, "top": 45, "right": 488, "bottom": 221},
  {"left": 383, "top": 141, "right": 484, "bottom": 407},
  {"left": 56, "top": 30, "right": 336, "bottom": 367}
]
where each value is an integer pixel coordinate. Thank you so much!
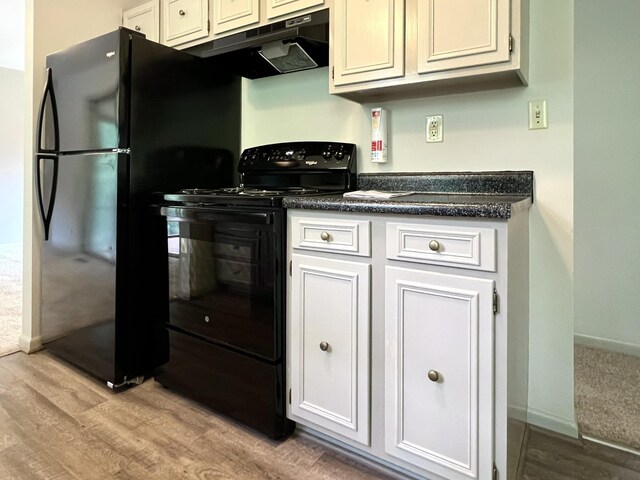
[
  {"left": 2, "top": 352, "right": 640, "bottom": 480},
  {"left": 521, "top": 426, "right": 640, "bottom": 480},
  {"left": 1, "top": 352, "right": 110, "bottom": 417}
]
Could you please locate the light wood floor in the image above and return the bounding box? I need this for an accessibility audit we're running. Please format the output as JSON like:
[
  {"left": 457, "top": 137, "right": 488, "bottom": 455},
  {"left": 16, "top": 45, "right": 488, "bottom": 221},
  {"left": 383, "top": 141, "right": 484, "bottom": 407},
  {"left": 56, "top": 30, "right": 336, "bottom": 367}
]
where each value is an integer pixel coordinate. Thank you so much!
[{"left": 0, "top": 351, "right": 639, "bottom": 480}]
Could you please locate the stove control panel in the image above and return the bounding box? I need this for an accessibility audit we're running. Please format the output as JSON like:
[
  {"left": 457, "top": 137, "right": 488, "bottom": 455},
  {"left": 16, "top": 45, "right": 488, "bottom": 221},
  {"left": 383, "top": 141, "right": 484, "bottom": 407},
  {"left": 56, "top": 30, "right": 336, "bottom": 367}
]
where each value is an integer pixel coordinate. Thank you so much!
[{"left": 239, "top": 142, "right": 357, "bottom": 171}]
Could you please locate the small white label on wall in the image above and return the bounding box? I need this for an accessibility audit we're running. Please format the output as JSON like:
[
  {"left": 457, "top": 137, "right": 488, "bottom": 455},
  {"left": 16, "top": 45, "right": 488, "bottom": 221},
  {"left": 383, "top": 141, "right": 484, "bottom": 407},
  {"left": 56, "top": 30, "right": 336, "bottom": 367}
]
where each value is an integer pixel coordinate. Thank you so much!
[{"left": 371, "top": 107, "right": 388, "bottom": 163}]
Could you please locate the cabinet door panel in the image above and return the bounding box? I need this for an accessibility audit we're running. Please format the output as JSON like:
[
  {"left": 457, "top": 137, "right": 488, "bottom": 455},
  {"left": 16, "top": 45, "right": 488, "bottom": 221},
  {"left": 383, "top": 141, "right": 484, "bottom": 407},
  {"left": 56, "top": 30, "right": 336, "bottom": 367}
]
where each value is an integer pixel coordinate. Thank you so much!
[
  {"left": 267, "top": 0, "right": 324, "bottom": 19},
  {"left": 332, "top": 0, "right": 404, "bottom": 86},
  {"left": 289, "top": 254, "right": 370, "bottom": 445},
  {"left": 417, "top": 0, "right": 510, "bottom": 73},
  {"left": 123, "top": 1, "right": 160, "bottom": 43},
  {"left": 162, "top": 0, "right": 209, "bottom": 46},
  {"left": 213, "top": 0, "right": 260, "bottom": 35},
  {"left": 385, "top": 266, "right": 494, "bottom": 480}
]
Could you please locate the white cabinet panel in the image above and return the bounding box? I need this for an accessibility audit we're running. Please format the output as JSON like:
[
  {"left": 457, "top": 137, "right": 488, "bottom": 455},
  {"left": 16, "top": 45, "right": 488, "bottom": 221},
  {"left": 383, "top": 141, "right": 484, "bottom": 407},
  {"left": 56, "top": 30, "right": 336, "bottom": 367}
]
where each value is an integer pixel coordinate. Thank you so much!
[
  {"left": 291, "top": 215, "right": 371, "bottom": 257},
  {"left": 387, "top": 222, "right": 496, "bottom": 271},
  {"left": 213, "top": 0, "right": 260, "bottom": 35},
  {"left": 267, "top": 0, "right": 324, "bottom": 19},
  {"left": 332, "top": 0, "right": 405, "bottom": 86},
  {"left": 385, "top": 266, "right": 494, "bottom": 480},
  {"left": 289, "top": 254, "right": 370, "bottom": 445},
  {"left": 123, "top": 1, "right": 160, "bottom": 42},
  {"left": 162, "top": 0, "right": 209, "bottom": 46},
  {"left": 417, "top": 0, "right": 511, "bottom": 73}
]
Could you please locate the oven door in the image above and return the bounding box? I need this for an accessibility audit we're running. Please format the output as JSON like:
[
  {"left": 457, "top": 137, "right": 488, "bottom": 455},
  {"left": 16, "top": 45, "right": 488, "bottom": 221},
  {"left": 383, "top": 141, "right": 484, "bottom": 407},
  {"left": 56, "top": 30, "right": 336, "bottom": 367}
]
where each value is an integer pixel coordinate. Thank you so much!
[{"left": 158, "top": 205, "right": 283, "bottom": 361}]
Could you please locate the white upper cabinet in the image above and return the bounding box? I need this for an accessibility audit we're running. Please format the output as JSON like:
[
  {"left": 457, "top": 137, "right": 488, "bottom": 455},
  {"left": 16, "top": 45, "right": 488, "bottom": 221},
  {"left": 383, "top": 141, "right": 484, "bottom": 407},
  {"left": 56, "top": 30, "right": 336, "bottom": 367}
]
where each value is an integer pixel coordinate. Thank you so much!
[
  {"left": 417, "top": 0, "right": 511, "bottom": 74},
  {"left": 267, "top": 0, "right": 324, "bottom": 19},
  {"left": 161, "top": 0, "right": 209, "bottom": 47},
  {"left": 332, "top": 0, "right": 404, "bottom": 86},
  {"left": 212, "top": 0, "right": 260, "bottom": 35},
  {"left": 330, "top": 0, "right": 528, "bottom": 99},
  {"left": 123, "top": 0, "right": 160, "bottom": 42}
]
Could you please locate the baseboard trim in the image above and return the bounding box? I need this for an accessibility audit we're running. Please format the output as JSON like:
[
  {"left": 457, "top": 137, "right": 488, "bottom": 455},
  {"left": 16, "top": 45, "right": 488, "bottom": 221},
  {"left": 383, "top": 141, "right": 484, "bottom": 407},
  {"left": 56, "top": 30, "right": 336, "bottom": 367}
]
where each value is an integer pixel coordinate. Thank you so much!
[
  {"left": 19, "top": 334, "right": 43, "bottom": 353},
  {"left": 527, "top": 408, "right": 579, "bottom": 438},
  {"left": 582, "top": 435, "right": 640, "bottom": 457},
  {"left": 575, "top": 334, "right": 640, "bottom": 357}
]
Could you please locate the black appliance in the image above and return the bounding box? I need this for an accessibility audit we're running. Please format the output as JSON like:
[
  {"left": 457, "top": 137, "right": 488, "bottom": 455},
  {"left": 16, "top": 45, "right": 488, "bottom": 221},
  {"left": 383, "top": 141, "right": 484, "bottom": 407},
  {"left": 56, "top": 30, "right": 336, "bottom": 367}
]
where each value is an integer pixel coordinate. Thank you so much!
[
  {"left": 35, "top": 27, "right": 240, "bottom": 389},
  {"left": 154, "top": 141, "right": 357, "bottom": 438},
  {"left": 187, "top": 9, "right": 329, "bottom": 79}
]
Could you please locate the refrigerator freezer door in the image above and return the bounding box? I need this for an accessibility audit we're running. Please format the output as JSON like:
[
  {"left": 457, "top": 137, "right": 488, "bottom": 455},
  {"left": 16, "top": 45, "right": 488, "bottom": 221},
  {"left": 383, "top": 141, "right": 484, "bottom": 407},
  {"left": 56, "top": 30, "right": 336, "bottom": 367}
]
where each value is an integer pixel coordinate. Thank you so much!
[
  {"left": 45, "top": 29, "right": 130, "bottom": 153},
  {"left": 41, "top": 152, "right": 127, "bottom": 384}
]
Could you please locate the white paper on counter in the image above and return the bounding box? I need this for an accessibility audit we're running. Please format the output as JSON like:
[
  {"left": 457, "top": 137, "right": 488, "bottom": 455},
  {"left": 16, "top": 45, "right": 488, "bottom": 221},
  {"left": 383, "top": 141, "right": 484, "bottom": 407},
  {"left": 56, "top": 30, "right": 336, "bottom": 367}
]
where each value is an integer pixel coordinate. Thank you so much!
[{"left": 343, "top": 190, "right": 415, "bottom": 199}]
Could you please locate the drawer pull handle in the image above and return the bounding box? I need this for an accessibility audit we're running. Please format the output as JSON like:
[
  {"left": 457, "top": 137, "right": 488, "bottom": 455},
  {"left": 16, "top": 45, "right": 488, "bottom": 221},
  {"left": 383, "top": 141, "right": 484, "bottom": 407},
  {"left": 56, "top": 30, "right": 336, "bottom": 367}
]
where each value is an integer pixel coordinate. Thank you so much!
[
  {"left": 320, "top": 231, "right": 331, "bottom": 241},
  {"left": 319, "top": 341, "right": 329, "bottom": 352},
  {"left": 134, "top": 25, "right": 141, "bottom": 31},
  {"left": 427, "top": 370, "right": 440, "bottom": 382},
  {"left": 428, "top": 240, "right": 440, "bottom": 251},
  {"left": 179, "top": 9, "right": 186, "bottom": 16}
]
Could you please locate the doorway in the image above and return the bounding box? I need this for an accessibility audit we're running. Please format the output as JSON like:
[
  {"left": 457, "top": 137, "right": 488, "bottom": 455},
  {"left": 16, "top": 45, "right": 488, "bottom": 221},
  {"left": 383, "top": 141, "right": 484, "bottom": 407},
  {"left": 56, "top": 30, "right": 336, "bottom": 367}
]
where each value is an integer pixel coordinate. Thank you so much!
[{"left": 0, "top": 0, "right": 26, "bottom": 356}]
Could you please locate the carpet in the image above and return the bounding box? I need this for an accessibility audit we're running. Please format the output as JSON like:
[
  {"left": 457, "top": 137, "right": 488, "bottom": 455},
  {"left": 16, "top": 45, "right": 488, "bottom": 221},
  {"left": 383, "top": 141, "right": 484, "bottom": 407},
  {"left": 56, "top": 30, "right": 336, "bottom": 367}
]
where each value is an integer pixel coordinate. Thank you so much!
[
  {"left": 0, "top": 243, "right": 22, "bottom": 356},
  {"left": 575, "top": 343, "right": 640, "bottom": 451}
]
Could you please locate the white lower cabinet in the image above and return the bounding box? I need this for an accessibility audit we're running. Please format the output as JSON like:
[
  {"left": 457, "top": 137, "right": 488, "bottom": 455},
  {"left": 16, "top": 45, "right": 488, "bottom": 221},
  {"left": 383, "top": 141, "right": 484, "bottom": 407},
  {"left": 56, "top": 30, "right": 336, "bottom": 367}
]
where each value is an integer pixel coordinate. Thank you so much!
[
  {"left": 287, "top": 209, "right": 529, "bottom": 480},
  {"left": 289, "top": 254, "right": 371, "bottom": 445},
  {"left": 384, "top": 266, "right": 494, "bottom": 480}
]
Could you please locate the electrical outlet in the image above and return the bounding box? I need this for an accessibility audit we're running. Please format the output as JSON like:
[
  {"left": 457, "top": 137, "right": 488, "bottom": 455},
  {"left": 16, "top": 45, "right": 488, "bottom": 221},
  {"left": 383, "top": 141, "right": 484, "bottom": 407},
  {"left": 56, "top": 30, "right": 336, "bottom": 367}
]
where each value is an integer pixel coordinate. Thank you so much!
[
  {"left": 528, "top": 100, "right": 548, "bottom": 129},
  {"left": 426, "top": 115, "right": 443, "bottom": 143}
]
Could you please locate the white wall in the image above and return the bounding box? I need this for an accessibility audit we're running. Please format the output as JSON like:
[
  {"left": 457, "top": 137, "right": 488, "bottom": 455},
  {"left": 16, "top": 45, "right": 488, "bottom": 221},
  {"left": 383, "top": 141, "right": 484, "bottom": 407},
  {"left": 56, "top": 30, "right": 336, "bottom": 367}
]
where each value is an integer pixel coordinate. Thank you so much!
[
  {"left": 242, "top": 0, "right": 576, "bottom": 435},
  {"left": 0, "top": 0, "right": 25, "bottom": 70},
  {"left": 0, "top": 68, "right": 24, "bottom": 244},
  {"left": 574, "top": 1, "right": 640, "bottom": 356},
  {"left": 22, "top": 0, "right": 135, "bottom": 351}
]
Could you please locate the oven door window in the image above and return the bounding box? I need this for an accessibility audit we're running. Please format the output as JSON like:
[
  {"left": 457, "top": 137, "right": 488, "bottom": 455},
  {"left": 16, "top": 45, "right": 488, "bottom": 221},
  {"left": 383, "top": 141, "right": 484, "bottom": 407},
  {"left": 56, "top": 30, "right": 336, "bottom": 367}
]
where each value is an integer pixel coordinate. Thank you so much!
[{"left": 166, "top": 218, "right": 278, "bottom": 360}]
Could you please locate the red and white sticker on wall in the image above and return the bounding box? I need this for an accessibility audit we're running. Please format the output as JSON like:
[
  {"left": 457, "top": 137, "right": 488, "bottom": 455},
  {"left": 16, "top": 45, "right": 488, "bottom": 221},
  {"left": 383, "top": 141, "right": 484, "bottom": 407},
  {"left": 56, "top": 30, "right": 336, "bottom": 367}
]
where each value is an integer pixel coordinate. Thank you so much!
[{"left": 371, "top": 107, "right": 387, "bottom": 163}]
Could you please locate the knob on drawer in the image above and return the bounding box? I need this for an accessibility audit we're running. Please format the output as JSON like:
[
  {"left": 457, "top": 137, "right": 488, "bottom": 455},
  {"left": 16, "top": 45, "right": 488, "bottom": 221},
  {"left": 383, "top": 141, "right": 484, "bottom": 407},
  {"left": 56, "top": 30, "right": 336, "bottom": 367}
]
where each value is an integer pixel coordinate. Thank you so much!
[
  {"left": 428, "top": 240, "right": 440, "bottom": 251},
  {"left": 320, "top": 231, "right": 331, "bottom": 241},
  {"left": 427, "top": 370, "right": 440, "bottom": 382},
  {"left": 319, "top": 341, "right": 329, "bottom": 351}
]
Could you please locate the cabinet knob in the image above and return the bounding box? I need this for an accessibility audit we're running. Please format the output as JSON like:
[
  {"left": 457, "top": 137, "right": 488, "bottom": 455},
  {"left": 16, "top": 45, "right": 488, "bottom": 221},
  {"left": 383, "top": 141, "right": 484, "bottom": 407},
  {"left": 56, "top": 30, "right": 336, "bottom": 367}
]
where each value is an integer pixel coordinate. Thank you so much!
[
  {"left": 319, "top": 341, "right": 329, "bottom": 352},
  {"left": 320, "top": 231, "right": 331, "bottom": 241},
  {"left": 428, "top": 240, "right": 440, "bottom": 251},
  {"left": 179, "top": 9, "right": 186, "bottom": 16},
  {"left": 134, "top": 25, "right": 141, "bottom": 31},
  {"left": 427, "top": 370, "right": 440, "bottom": 382}
]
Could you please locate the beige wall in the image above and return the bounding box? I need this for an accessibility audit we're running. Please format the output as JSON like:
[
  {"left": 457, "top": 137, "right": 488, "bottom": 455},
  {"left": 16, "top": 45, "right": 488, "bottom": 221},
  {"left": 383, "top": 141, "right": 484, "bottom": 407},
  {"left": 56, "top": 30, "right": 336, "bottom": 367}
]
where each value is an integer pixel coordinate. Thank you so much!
[
  {"left": 243, "top": 1, "right": 576, "bottom": 435},
  {"left": 0, "top": 67, "right": 24, "bottom": 244}
]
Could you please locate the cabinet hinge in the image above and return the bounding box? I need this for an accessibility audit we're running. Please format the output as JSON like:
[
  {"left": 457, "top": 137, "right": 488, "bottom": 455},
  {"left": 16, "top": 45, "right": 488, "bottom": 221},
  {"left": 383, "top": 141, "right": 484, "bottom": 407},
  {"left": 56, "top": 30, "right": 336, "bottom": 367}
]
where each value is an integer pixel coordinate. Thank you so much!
[
  {"left": 509, "top": 34, "right": 513, "bottom": 53},
  {"left": 207, "top": 19, "right": 210, "bottom": 33},
  {"left": 493, "top": 464, "right": 498, "bottom": 480},
  {"left": 289, "top": 260, "right": 292, "bottom": 276},
  {"left": 493, "top": 288, "right": 499, "bottom": 315},
  {"left": 288, "top": 388, "right": 292, "bottom": 404},
  {"left": 331, "top": 66, "right": 334, "bottom": 80}
]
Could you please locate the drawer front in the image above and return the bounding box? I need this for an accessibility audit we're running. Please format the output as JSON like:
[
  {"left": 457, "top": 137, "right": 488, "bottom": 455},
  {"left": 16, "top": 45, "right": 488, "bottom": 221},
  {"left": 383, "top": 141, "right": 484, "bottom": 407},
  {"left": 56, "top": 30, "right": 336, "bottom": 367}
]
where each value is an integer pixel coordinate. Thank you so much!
[
  {"left": 164, "top": 0, "right": 208, "bottom": 45},
  {"left": 387, "top": 222, "right": 496, "bottom": 272},
  {"left": 291, "top": 217, "right": 371, "bottom": 256}
]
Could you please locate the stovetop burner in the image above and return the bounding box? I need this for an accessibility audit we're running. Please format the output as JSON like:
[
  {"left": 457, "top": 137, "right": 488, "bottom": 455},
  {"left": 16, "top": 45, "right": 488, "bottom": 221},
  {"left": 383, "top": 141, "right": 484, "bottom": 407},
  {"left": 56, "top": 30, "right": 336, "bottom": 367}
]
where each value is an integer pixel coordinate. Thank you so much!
[{"left": 179, "top": 187, "right": 321, "bottom": 196}]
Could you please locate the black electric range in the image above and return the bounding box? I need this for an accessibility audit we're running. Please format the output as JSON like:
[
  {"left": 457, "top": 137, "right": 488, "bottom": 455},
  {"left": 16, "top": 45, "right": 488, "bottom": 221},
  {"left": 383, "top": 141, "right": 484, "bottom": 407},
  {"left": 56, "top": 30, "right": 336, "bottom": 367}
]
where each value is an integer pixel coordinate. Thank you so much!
[{"left": 154, "top": 141, "right": 357, "bottom": 439}]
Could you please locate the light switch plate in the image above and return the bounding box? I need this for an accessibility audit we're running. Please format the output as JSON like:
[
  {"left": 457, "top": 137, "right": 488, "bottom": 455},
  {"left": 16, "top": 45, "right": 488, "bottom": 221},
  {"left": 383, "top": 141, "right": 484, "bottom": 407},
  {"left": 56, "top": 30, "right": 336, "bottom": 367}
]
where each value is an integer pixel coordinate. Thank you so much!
[{"left": 528, "top": 100, "right": 548, "bottom": 129}]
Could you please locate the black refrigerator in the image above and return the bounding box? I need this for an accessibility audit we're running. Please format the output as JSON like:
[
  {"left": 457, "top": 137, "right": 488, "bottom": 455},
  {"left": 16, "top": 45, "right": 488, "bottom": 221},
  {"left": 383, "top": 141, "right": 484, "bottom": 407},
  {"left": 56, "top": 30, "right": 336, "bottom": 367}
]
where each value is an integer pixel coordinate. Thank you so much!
[{"left": 35, "top": 28, "right": 240, "bottom": 388}]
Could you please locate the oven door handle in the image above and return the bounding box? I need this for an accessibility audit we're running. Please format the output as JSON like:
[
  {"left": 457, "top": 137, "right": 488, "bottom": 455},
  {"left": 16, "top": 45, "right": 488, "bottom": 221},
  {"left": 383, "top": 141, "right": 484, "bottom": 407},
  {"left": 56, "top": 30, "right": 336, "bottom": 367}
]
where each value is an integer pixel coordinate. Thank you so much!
[{"left": 158, "top": 206, "right": 273, "bottom": 225}]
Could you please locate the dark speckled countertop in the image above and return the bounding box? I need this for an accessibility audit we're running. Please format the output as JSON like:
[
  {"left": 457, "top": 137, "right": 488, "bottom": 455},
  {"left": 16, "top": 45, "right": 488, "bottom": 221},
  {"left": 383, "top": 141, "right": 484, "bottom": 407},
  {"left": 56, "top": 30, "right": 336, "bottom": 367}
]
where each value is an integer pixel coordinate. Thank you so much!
[{"left": 283, "top": 171, "right": 533, "bottom": 219}]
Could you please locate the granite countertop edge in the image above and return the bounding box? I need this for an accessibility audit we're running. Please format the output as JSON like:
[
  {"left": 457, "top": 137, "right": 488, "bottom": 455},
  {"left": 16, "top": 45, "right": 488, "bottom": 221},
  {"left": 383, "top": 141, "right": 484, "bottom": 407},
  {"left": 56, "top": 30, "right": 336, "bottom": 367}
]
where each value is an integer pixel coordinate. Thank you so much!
[{"left": 282, "top": 194, "right": 532, "bottom": 219}]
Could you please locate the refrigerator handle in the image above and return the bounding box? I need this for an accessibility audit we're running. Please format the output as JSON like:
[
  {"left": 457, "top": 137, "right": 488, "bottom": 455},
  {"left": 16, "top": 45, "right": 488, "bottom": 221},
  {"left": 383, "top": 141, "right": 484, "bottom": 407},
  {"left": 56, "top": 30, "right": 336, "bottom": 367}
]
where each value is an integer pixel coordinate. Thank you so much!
[
  {"left": 36, "top": 67, "right": 60, "bottom": 153},
  {"left": 35, "top": 155, "right": 59, "bottom": 242}
]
